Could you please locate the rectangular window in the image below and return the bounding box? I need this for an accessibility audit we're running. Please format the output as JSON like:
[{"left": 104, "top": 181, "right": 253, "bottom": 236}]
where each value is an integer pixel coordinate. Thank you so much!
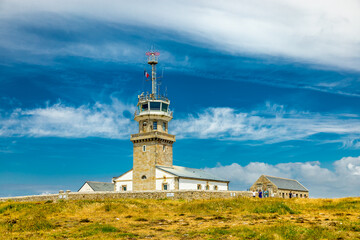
[
  {"left": 122, "top": 185, "right": 127, "bottom": 191},
  {"left": 163, "top": 122, "right": 166, "bottom": 131},
  {"left": 141, "top": 103, "right": 148, "bottom": 111},
  {"left": 142, "top": 145, "right": 146, "bottom": 152},
  {"left": 150, "top": 102, "right": 161, "bottom": 110},
  {"left": 153, "top": 121, "right": 157, "bottom": 130},
  {"left": 197, "top": 184, "right": 202, "bottom": 190},
  {"left": 206, "top": 185, "right": 209, "bottom": 190},
  {"left": 214, "top": 185, "right": 218, "bottom": 190},
  {"left": 162, "top": 183, "right": 168, "bottom": 190},
  {"left": 161, "top": 103, "right": 168, "bottom": 112}
]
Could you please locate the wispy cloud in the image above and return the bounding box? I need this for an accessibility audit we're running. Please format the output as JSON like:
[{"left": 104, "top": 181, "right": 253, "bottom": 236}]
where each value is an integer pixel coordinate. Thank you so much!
[
  {"left": 0, "top": 98, "right": 136, "bottom": 139},
  {"left": 1, "top": 0, "right": 360, "bottom": 71},
  {"left": 1, "top": 1, "right": 359, "bottom": 98},
  {"left": 173, "top": 102, "right": 360, "bottom": 145},
  {"left": 1, "top": 100, "right": 360, "bottom": 148},
  {"left": 205, "top": 156, "right": 360, "bottom": 198}
]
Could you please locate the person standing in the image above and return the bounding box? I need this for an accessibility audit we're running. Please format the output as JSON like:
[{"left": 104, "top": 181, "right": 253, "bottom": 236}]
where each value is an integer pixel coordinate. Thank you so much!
[
  {"left": 289, "top": 191, "right": 292, "bottom": 199},
  {"left": 259, "top": 190, "right": 263, "bottom": 198},
  {"left": 252, "top": 191, "right": 256, "bottom": 198}
]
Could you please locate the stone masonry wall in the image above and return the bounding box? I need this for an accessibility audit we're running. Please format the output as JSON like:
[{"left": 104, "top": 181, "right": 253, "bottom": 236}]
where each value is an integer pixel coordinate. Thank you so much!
[
  {"left": 0, "top": 190, "right": 252, "bottom": 202},
  {"left": 133, "top": 142, "right": 157, "bottom": 191}
]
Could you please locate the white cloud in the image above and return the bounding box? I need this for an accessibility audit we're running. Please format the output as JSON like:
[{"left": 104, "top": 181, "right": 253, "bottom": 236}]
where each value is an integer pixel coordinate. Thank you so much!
[
  {"left": 1, "top": 101, "right": 360, "bottom": 147},
  {"left": 1, "top": 0, "right": 359, "bottom": 71},
  {"left": 205, "top": 156, "right": 360, "bottom": 198},
  {"left": 0, "top": 98, "right": 136, "bottom": 139},
  {"left": 172, "top": 102, "right": 360, "bottom": 145}
]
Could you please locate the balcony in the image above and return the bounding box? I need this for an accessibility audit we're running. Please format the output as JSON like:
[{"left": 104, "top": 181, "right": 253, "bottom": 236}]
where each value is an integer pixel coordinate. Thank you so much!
[{"left": 130, "top": 131, "right": 176, "bottom": 143}]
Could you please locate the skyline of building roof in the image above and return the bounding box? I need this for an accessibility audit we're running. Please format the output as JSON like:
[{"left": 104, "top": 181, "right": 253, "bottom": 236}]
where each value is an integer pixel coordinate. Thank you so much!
[
  {"left": 264, "top": 175, "right": 308, "bottom": 192},
  {"left": 79, "top": 181, "right": 114, "bottom": 192},
  {"left": 157, "top": 165, "right": 229, "bottom": 182}
]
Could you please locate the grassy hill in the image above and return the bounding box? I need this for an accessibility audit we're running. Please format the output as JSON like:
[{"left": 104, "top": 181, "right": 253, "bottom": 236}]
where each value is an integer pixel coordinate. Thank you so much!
[{"left": 1, "top": 197, "right": 360, "bottom": 239}]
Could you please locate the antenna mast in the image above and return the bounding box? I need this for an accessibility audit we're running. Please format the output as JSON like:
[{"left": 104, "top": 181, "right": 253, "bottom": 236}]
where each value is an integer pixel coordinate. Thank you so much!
[{"left": 145, "top": 50, "right": 160, "bottom": 98}]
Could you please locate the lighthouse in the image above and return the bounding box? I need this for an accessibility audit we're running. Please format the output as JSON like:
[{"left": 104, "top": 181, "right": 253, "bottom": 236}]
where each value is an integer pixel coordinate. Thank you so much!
[
  {"left": 110, "top": 51, "right": 229, "bottom": 192},
  {"left": 130, "top": 51, "right": 176, "bottom": 191}
]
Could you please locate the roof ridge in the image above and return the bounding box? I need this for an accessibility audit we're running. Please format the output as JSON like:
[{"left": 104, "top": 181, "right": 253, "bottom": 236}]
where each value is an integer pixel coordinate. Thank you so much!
[
  {"left": 264, "top": 175, "right": 297, "bottom": 181},
  {"left": 86, "top": 181, "right": 113, "bottom": 184}
]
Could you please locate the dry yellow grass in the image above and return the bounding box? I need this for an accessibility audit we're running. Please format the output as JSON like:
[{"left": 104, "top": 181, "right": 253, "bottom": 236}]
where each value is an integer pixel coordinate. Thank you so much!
[{"left": 1, "top": 197, "right": 360, "bottom": 239}]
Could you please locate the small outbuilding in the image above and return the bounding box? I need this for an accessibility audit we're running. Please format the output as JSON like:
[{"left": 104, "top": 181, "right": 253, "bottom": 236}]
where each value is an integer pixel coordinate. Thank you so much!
[
  {"left": 78, "top": 181, "right": 114, "bottom": 192},
  {"left": 250, "top": 175, "right": 309, "bottom": 198}
]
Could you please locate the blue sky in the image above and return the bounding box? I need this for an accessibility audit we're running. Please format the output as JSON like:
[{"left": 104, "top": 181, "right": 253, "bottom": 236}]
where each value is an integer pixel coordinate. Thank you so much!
[{"left": 1, "top": 0, "right": 360, "bottom": 198}]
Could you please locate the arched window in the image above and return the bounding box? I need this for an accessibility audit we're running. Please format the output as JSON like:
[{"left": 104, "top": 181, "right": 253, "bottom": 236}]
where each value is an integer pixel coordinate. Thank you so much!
[
  {"left": 141, "top": 175, "right": 147, "bottom": 180},
  {"left": 142, "top": 145, "right": 146, "bottom": 152}
]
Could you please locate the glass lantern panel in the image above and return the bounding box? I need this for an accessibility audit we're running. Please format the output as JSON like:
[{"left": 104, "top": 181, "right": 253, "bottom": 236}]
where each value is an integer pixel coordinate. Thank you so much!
[
  {"left": 150, "top": 102, "right": 161, "bottom": 110},
  {"left": 141, "top": 103, "right": 148, "bottom": 111},
  {"left": 161, "top": 103, "right": 168, "bottom": 112}
]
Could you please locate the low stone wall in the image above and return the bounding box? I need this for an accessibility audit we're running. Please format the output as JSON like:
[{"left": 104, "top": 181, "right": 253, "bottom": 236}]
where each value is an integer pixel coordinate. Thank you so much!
[{"left": 0, "top": 190, "right": 252, "bottom": 202}]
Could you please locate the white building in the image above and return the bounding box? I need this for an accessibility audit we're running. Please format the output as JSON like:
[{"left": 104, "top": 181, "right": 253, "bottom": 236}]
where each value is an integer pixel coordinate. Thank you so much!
[{"left": 113, "top": 165, "right": 229, "bottom": 192}]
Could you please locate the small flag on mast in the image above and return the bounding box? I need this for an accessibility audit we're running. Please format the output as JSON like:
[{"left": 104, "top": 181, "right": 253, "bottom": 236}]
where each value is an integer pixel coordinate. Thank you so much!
[{"left": 144, "top": 70, "right": 150, "bottom": 78}]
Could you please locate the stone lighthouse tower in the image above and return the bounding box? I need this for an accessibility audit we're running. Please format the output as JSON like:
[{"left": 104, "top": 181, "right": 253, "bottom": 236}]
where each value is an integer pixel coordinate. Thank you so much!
[{"left": 130, "top": 51, "right": 176, "bottom": 191}]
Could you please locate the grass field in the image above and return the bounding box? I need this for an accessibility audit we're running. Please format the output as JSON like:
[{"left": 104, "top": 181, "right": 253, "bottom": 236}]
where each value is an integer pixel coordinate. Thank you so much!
[{"left": 1, "top": 197, "right": 360, "bottom": 239}]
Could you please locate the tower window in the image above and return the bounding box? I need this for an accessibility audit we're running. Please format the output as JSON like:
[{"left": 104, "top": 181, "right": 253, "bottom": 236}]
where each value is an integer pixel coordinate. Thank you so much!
[
  {"left": 163, "top": 122, "right": 166, "bottom": 131},
  {"left": 141, "top": 175, "right": 147, "bottom": 179},
  {"left": 161, "top": 103, "right": 168, "bottom": 112},
  {"left": 163, "top": 145, "right": 166, "bottom": 152},
  {"left": 142, "top": 103, "right": 148, "bottom": 111},
  {"left": 142, "top": 145, "right": 146, "bottom": 152},
  {"left": 150, "top": 102, "right": 161, "bottom": 110},
  {"left": 153, "top": 121, "right": 157, "bottom": 130}
]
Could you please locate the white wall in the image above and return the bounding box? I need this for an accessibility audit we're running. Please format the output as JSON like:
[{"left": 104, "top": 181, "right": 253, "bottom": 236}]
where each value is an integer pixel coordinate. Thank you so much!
[
  {"left": 156, "top": 178, "right": 176, "bottom": 190},
  {"left": 155, "top": 169, "right": 174, "bottom": 178},
  {"left": 179, "top": 178, "right": 228, "bottom": 191},
  {"left": 156, "top": 168, "right": 176, "bottom": 190},
  {"left": 114, "top": 170, "right": 133, "bottom": 191},
  {"left": 78, "top": 183, "right": 94, "bottom": 192}
]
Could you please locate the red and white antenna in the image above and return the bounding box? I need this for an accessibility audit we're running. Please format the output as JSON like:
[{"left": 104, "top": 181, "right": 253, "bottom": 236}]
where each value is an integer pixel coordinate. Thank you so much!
[{"left": 146, "top": 51, "right": 160, "bottom": 97}]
